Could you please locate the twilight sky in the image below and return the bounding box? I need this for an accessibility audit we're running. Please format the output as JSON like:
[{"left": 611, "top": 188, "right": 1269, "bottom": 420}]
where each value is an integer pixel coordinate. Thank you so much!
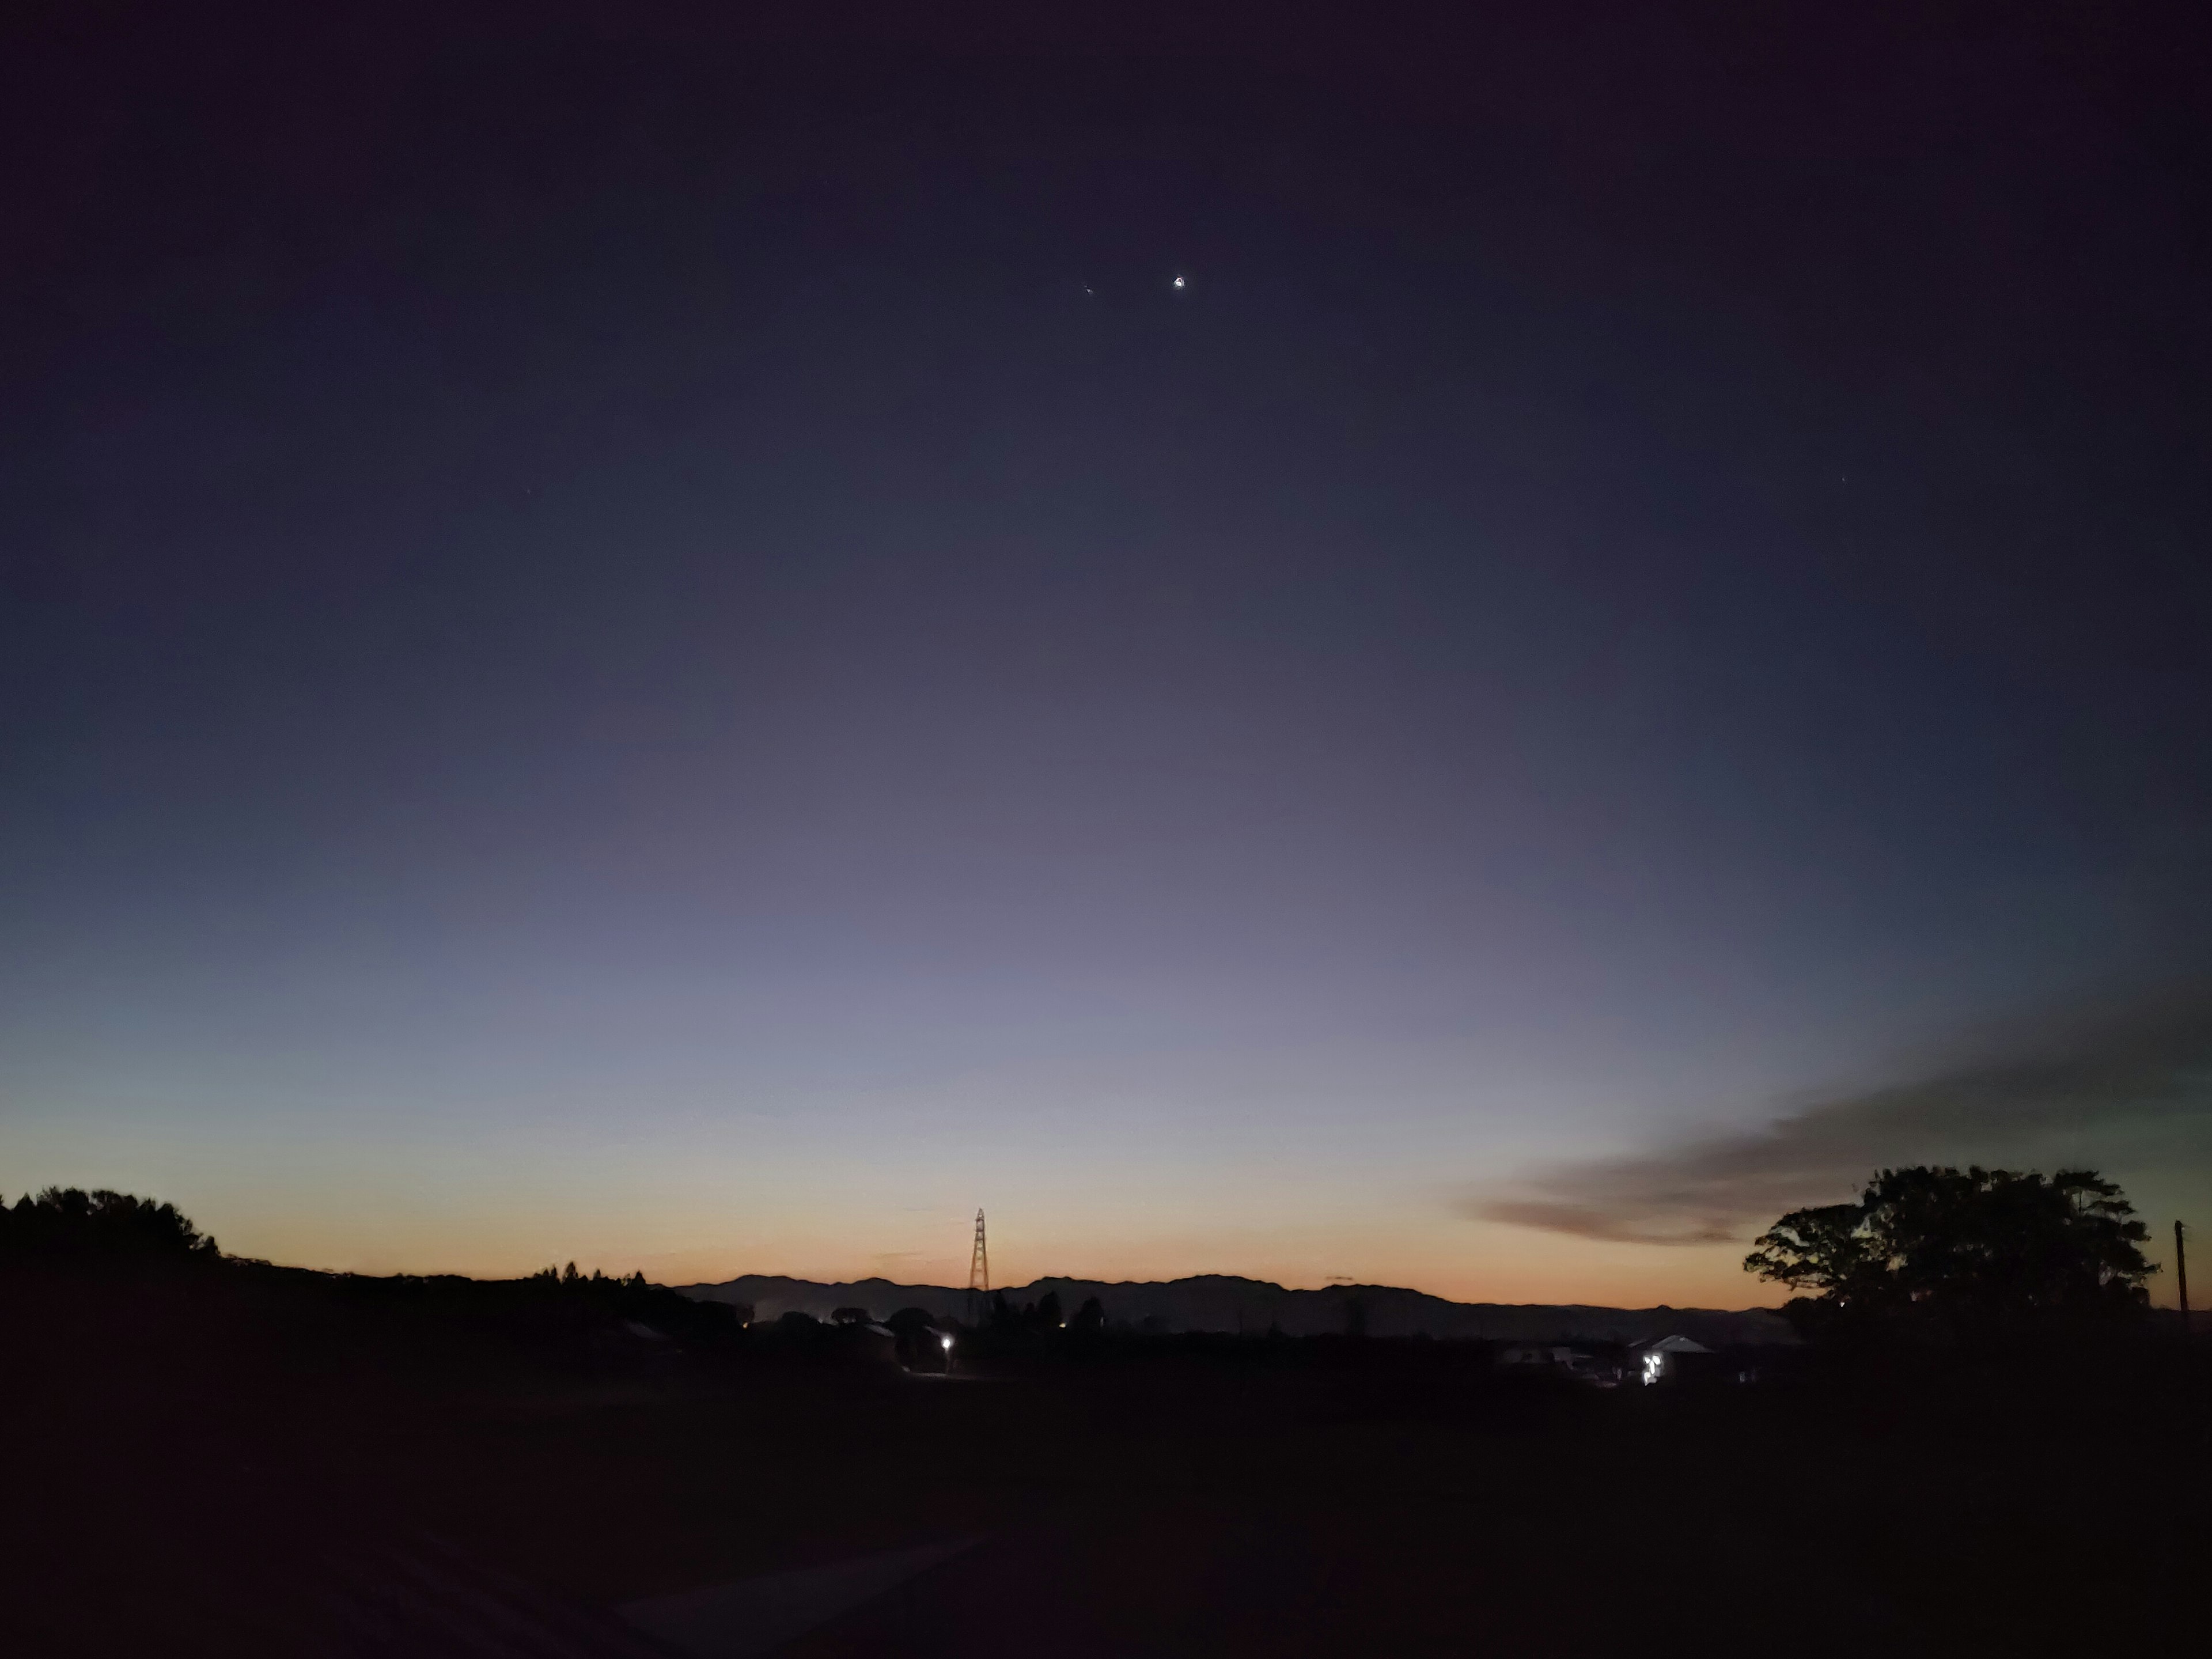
[{"left": 4, "top": 5, "right": 2209, "bottom": 1306}]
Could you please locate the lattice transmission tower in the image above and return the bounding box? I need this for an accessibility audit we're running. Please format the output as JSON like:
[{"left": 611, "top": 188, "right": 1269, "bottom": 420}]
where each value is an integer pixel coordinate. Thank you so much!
[{"left": 966, "top": 1209, "right": 990, "bottom": 1325}]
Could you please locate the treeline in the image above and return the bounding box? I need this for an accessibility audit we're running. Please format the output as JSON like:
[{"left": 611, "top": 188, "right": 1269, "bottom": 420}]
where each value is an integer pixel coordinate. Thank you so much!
[
  {"left": 519, "top": 1259, "right": 750, "bottom": 1347},
  {"left": 0, "top": 1187, "right": 223, "bottom": 1262},
  {"left": 0, "top": 1187, "right": 744, "bottom": 1354},
  {"left": 301, "top": 1260, "right": 751, "bottom": 1353}
]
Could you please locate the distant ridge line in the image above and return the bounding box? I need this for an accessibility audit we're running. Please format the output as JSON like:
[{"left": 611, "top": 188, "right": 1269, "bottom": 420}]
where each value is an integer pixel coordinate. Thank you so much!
[{"left": 678, "top": 1271, "right": 1798, "bottom": 1346}]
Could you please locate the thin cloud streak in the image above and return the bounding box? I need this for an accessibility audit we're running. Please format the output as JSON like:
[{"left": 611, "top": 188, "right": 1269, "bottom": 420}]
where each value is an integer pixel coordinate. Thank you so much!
[{"left": 1477, "top": 982, "right": 2212, "bottom": 1245}]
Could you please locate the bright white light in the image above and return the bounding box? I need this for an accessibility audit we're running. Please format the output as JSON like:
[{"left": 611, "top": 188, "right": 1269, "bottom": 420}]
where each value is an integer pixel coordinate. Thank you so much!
[
  {"left": 1172, "top": 275, "right": 1186, "bottom": 289},
  {"left": 940, "top": 1334, "right": 953, "bottom": 1350}
]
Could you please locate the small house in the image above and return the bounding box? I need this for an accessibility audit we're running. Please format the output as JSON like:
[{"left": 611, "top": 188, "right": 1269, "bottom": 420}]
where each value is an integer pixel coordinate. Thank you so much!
[{"left": 1634, "top": 1334, "right": 1713, "bottom": 1385}]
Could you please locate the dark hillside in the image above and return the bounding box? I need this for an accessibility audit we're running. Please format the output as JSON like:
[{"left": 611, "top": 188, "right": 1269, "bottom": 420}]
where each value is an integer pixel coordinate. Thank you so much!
[{"left": 5, "top": 1223, "right": 2204, "bottom": 1656}]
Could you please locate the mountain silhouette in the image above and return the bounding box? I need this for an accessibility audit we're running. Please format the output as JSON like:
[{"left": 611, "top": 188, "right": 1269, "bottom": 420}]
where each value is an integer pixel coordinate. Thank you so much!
[{"left": 680, "top": 1272, "right": 1796, "bottom": 1346}]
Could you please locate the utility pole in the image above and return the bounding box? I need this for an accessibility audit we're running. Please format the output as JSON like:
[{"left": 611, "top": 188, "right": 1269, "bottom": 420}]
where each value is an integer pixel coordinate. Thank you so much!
[
  {"left": 2177, "top": 1220, "right": 2190, "bottom": 1319},
  {"left": 967, "top": 1209, "right": 990, "bottom": 1327}
]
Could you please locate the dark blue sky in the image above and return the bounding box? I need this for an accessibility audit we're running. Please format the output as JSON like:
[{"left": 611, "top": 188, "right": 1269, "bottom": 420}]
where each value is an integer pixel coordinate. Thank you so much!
[{"left": 3, "top": 5, "right": 2206, "bottom": 1298}]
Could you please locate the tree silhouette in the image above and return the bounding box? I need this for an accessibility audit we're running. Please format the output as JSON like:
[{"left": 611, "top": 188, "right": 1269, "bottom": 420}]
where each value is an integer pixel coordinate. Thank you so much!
[
  {"left": 1, "top": 1187, "right": 221, "bottom": 1262},
  {"left": 1739, "top": 1202, "right": 1888, "bottom": 1311},
  {"left": 1746, "top": 1166, "right": 2156, "bottom": 1340}
]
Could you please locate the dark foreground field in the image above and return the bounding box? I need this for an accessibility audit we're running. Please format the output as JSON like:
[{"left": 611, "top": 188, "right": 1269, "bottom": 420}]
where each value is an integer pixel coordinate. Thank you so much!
[{"left": 4, "top": 1262, "right": 2203, "bottom": 1657}]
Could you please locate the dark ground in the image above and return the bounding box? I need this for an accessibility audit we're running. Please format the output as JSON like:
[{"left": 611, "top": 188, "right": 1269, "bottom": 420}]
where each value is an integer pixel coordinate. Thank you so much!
[{"left": 3, "top": 1262, "right": 2204, "bottom": 1656}]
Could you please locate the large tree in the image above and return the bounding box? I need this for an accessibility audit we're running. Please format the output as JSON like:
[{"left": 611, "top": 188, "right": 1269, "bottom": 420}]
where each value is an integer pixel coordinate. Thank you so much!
[{"left": 1745, "top": 1166, "right": 2155, "bottom": 1339}]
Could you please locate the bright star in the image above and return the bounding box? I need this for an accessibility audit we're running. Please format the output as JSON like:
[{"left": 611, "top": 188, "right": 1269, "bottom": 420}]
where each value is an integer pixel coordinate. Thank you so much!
[{"left": 1173, "top": 275, "right": 1186, "bottom": 289}]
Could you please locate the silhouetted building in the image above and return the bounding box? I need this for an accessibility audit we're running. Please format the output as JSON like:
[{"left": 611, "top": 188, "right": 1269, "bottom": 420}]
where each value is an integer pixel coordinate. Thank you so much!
[
  {"left": 1633, "top": 1334, "right": 1713, "bottom": 1384},
  {"left": 1496, "top": 1343, "right": 1612, "bottom": 1382}
]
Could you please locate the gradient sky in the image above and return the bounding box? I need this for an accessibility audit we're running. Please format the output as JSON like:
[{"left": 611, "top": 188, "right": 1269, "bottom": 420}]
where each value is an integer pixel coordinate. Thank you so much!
[{"left": 5, "top": 5, "right": 2209, "bottom": 1306}]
